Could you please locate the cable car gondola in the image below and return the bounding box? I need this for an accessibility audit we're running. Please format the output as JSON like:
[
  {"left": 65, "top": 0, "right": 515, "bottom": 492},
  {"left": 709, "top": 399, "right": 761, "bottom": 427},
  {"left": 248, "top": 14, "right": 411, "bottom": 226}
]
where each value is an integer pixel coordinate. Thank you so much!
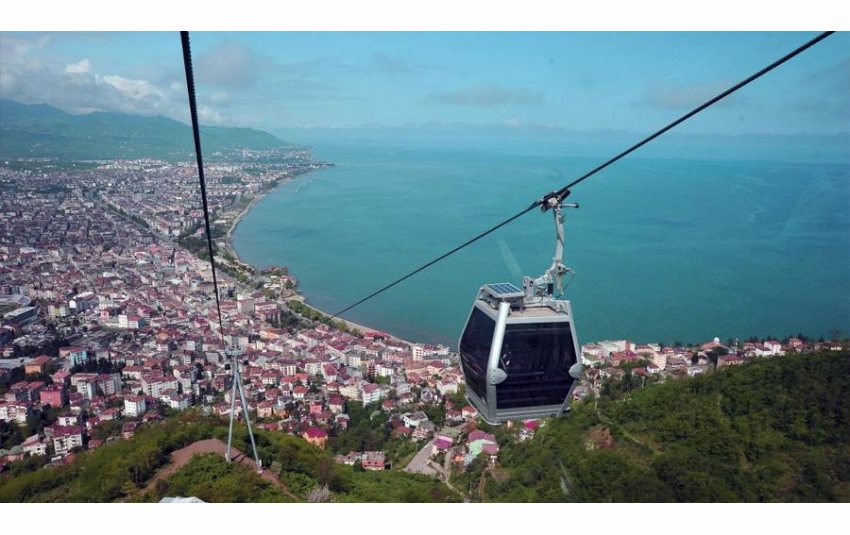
[{"left": 459, "top": 197, "right": 583, "bottom": 424}]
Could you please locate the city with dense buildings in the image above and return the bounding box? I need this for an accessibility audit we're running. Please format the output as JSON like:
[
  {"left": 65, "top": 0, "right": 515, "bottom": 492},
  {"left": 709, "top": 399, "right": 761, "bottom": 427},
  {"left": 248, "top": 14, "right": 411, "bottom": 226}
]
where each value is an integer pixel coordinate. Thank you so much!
[
  {"left": 0, "top": 155, "right": 845, "bottom": 497},
  {"left": 0, "top": 154, "right": 470, "bottom": 475}
]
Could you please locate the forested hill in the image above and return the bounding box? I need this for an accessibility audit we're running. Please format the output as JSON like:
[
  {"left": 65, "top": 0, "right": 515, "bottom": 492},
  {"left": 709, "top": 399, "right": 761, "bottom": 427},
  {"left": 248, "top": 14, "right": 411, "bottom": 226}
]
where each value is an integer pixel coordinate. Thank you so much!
[
  {"left": 485, "top": 351, "right": 850, "bottom": 502},
  {"left": 0, "top": 99, "right": 285, "bottom": 160},
  {"left": 0, "top": 414, "right": 457, "bottom": 503}
]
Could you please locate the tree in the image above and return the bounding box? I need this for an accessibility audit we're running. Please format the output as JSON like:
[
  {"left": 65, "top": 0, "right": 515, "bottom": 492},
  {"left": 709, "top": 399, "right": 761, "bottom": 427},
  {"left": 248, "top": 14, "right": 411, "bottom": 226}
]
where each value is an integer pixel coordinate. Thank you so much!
[
  {"left": 448, "top": 384, "right": 467, "bottom": 407},
  {"left": 0, "top": 420, "right": 25, "bottom": 449}
]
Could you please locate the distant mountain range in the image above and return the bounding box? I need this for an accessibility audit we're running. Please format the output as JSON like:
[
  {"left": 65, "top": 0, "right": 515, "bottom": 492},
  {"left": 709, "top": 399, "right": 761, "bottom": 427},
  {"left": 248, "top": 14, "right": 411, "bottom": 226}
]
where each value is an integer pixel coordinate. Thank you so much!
[{"left": 0, "top": 100, "right": 285, "bottom": 160}]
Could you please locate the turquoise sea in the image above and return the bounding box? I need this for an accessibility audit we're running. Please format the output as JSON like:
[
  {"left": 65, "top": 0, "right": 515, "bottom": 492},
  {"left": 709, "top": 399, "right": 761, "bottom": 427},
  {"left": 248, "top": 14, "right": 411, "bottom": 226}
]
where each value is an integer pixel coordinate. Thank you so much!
[{"left": 233, "top": 136, "right": 850, "bottom": 347}]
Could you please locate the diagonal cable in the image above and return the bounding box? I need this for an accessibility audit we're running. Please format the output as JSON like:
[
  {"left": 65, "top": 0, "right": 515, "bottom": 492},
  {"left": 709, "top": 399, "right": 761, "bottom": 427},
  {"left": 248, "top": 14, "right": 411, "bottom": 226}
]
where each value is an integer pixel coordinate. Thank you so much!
[{"left": 548, "top": 30, "right": 835, "bottom": 199}]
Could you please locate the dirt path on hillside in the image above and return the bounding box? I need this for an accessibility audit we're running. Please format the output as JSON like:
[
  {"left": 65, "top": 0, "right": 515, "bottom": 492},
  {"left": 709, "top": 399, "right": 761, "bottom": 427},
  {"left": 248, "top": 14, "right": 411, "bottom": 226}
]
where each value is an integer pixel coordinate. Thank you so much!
[
  {"left": 594, "top": 401, "right": 661, "bottom": 455},
  {"left": 141, "top": 438, "right": 300, "bottom": 502}
]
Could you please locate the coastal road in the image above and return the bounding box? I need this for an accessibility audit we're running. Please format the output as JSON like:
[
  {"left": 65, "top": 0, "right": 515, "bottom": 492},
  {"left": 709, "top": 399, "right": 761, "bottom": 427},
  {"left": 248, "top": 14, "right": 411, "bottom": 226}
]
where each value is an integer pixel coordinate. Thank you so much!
[{"left": 404, "top": 438, "right": 437, "bottom": 476}]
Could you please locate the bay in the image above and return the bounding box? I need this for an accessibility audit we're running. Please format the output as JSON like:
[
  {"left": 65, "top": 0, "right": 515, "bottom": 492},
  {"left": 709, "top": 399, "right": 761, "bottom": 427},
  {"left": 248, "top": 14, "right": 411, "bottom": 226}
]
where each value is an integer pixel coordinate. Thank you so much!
[{"left": 233, "top": 137, "right": 850, "bottom": 347}]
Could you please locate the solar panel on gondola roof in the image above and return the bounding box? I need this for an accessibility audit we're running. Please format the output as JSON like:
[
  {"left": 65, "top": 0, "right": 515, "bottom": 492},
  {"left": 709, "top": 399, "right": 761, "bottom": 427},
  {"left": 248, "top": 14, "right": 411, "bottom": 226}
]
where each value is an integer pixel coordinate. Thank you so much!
[{"left": 485, "top": 283, "right": 524, "bottom": 298}]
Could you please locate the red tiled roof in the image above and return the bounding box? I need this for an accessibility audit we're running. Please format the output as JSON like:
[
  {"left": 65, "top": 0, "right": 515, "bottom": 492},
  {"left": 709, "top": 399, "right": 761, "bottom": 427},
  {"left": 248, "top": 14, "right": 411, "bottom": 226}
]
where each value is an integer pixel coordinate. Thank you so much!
[{"left": 304, "top": 427, "right": 327, "bottom": 439}]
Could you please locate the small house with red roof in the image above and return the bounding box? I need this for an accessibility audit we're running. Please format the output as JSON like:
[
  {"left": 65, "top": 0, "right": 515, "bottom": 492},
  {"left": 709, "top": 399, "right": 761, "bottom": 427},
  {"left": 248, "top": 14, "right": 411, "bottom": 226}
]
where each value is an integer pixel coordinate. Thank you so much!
[
  {"left": 303, "top": 427, "right": 328, "bottom": 449},
  {"left": 432, "top": 434, "right": 455, "bottom": 455},
  {"left": 718, "top": 354, "right": 745, "bottom": 368},
  {"left": 39, "top": 384, "right": 66, "bottom": 408},
  {"left": 25, "top": 355, "right": 51, "bottom": 375},
  {"left": 361, "top": 451, "right": 385, "bottom": 471}
]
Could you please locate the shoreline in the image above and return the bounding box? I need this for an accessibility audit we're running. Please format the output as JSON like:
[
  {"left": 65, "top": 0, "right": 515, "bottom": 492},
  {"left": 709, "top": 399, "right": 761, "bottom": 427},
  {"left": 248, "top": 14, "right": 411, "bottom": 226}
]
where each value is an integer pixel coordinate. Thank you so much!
[{"left": 221, "top": 167, "right": 419, "bottom": 348}]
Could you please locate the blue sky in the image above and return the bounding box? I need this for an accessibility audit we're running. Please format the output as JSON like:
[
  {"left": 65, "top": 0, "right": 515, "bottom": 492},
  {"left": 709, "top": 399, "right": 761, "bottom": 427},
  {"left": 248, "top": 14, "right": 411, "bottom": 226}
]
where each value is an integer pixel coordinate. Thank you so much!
[{"left": 1, "top": 31, "right": 847, "bottom": 136}]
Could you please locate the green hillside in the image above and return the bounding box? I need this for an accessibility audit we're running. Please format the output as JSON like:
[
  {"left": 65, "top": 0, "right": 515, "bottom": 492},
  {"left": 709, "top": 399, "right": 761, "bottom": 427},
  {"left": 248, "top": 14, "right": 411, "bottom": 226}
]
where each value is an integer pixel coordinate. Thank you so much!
[
  {"left": 0, "top": 412, "right": 457, "bottom": 503},
  {"left": 484, "top": 351, "right": 850, "bottom": 502},
  {"left": 0, "top": 99, "right": 285, "bottom": 160}
]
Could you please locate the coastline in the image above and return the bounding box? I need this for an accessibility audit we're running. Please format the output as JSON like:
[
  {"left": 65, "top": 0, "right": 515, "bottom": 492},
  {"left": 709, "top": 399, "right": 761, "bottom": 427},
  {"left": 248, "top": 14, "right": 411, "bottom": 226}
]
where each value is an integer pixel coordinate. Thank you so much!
[{"left": 221, "top": 167, "right": 418, "bottom": 348}]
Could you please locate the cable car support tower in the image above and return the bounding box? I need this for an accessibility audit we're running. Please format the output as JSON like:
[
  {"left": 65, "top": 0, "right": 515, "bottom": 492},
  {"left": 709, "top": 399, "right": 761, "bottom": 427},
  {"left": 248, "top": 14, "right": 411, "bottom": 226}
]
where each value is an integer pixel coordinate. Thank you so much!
[
  {"left": 181, "top": 31, "right": 262, "bottom": 473},
  {"left": 225, "top": 347, "right": 262, "bottom": 472}
]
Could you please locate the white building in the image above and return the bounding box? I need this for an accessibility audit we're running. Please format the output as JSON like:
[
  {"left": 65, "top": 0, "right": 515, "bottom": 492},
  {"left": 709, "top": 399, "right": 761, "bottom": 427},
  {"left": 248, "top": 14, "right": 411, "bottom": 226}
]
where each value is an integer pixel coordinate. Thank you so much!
[
  {"left": 599, "top": 340, "right": 632, "bottom": 356},
  {"left": 0, "top": 402, "right": 31, "bottom": 424},
  {"left": 76, "top": 380, "right": 96, "bottom": 400},
  {"left": 361, "top": 383, "right": 384, "bottom": 404},
  {"left": 279, "top": 363, "right": 297, "bottom": 376},
  {"left": 392, "top": 382, "right": 412, "bottom": 396},
  {"left": 339, "top": 384, "right": 361, "bottom": 400},
  {"left": 764, "top": 340, "right": 784, "bottom": 356},
  {"left": 53, "top": 427, "right": 84, "bottom": 455},
  {"left": 436, "top": 379, "right": 458, "bottom": 396},
  {"left": 581, "top": 343, "right": 605, "bottom": 366},
  {"left": 22, "top": 435, "right": 48, "bottom": 457},
  {"left": 304, "top": 360, "right": 321, "bottom": 375},
  {"left": 344, "top": 351, "right": 363, "bottom": 368},
  {"left": 124, "top": 396, "right": 147, "bottom": 417},
  {"left": 402, "top": 411, "right": 429, "bottom": 428},
  {"left": 375, "top": 363, "right": 394, "bottom": 378},
  {"left": 161, "top": 393, "right": 191, "bottom": 411},
  {"left": 142, "top": 375, "right": 179, "bottom": 398}
]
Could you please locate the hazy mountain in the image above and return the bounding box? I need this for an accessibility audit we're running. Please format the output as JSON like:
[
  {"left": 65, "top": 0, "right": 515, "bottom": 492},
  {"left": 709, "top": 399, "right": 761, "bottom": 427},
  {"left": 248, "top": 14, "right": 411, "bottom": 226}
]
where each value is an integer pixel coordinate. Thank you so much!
[{"left": 0, "top": 100, "right": 285, "bottom": 160}]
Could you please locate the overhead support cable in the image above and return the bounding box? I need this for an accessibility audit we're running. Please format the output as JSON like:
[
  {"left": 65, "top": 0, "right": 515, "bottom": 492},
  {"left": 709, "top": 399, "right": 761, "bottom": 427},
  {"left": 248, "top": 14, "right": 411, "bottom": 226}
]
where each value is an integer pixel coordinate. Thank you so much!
[
  {"left": 326, "top": 31, "right": 834, "bottom": 322},
  {"left": 180, "top": 30, "right": 226, "bottom": 340},
  {"left": 180, "top": 31, "right": 262, "bottom": 472}
]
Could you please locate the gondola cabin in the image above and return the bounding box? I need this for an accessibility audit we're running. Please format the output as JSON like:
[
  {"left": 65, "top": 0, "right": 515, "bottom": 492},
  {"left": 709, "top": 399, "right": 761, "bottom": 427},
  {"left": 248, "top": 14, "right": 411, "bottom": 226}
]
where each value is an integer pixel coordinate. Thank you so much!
[{"left": 459, "top": 282, "right": 582, "bottom": 424}]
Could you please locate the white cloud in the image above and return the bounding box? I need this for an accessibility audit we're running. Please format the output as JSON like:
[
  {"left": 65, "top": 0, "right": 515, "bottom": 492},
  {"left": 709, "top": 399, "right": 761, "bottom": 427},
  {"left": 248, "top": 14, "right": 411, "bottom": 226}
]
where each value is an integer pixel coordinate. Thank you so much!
[
  {"left": 198, "top": 105, "right": 224, "bottom": 124},
  {"left": 209, "top": 91, "right": 231, "bottom": 106},
  {"left": 0, "top": 34, "right": 228, "bottom": 125},
  {"left": 101, "top": 74, "right": 166, "bottom": 102},
  {"left": 64, "top": 58, "right": 91, "bottom": 74},
  {"left": 195, "top": 41, "right": 257, "bottom": 89}
]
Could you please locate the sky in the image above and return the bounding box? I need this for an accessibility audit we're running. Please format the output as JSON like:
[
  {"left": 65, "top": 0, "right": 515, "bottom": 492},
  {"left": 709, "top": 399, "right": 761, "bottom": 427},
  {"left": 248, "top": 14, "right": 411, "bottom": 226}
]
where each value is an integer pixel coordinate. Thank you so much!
[{"left": 1, "top": 31, "right": 848, "bottom": 136}]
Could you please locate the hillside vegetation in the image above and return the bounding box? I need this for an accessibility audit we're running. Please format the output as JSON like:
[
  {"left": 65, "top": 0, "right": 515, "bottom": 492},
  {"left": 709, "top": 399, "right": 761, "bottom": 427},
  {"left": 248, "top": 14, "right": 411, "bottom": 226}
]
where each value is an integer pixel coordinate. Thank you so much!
[
  {"left": 0, "top": 412, "right": 456, "bottom": 503},
  {"left": 486, "top": 351, "right": 850, "bottom": 502},
  {"left": 1, "top": 351, "right": 847, "bottom": 502}
]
